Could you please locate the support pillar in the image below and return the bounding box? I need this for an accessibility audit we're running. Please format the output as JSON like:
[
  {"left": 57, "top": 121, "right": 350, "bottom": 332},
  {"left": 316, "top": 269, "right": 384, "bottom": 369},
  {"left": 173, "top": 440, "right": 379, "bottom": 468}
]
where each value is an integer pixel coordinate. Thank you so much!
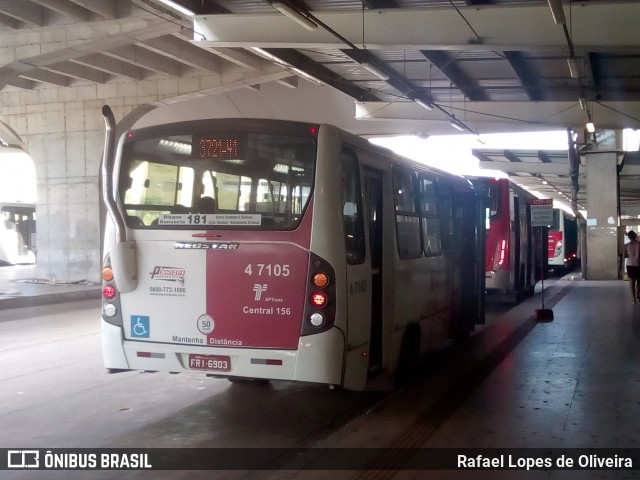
[{"left": 583, "top": 150, "right": 620, "bottom": 279}]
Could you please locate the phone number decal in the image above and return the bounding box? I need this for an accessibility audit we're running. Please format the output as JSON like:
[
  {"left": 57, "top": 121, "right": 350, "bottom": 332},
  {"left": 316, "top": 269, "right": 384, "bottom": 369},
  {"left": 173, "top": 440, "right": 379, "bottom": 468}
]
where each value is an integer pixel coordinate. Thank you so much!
[{"left": 149, "top": 286, "right": 186, "bottom": 296}]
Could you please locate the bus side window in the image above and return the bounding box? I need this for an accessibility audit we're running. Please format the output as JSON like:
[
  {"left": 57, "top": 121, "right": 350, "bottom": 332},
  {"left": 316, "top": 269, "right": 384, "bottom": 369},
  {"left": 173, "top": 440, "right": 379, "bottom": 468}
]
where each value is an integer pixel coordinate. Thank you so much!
[
  {"left": 420, "top": 175, "right": 442, "bottom": 257},
  {"left": 393, "top": 168, "right": 422, "bottom": 259},
  {"left": 341, "top": 150, "right": 365, "bottom": 264}
]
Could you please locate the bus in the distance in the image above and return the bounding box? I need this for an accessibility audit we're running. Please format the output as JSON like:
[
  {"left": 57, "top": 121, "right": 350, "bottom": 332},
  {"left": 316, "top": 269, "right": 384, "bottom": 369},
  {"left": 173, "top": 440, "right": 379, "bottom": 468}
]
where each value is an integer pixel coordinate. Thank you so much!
[
  {"left": 100, "top": 106, "right": 485, "bottom": 390},
  {"left": 548, "top": 208, "right": 578, "bottom": 274},
  {"left": 472, "top": 177, "right": 546, "bottom": 302},
  {"left": 0, "top": 202, "right": 36, "bottom": 266},
  {"left": 0, "top": 146, "right": 37, "bottom": 266}
]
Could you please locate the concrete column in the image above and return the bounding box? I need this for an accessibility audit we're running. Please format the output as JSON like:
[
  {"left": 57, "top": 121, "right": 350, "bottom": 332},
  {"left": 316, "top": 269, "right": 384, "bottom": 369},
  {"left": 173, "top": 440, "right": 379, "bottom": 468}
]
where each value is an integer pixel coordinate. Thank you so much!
[
  {"left": 25, "top": 103, "right": 104, "bottom": 283},
  {"left": 584, "top": 151, "right": 619, "bottom": 279}
]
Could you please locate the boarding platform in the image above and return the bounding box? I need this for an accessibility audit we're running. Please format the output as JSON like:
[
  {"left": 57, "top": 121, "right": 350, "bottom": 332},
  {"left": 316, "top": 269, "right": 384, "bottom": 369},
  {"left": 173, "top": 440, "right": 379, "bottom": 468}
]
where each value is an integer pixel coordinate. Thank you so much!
[{"left": 255, "top": 275, "right": 640, "bottom": 479}]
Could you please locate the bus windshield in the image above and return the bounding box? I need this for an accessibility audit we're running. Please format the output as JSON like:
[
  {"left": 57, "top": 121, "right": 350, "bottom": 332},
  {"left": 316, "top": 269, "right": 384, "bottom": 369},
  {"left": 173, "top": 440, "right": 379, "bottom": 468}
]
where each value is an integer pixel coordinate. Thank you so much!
[{"left": 119, "top": 128, "right": 316, "bottom": 229}]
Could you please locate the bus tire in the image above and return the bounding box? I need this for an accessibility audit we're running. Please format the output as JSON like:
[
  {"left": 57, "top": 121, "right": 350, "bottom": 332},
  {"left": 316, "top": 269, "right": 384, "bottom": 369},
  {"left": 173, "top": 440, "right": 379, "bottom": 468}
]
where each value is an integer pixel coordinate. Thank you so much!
[
  {"left": 454, "top": 325, "right": 470, "bottom": 342},
  {"left": 514, "top": 266, "right": 525, "bottom": 303},
  {"left": 394, "top": 324, "right": 420, "bottom": 385},
  {"left": 227, "top": 376, "right": 270, "bottom": 385}
]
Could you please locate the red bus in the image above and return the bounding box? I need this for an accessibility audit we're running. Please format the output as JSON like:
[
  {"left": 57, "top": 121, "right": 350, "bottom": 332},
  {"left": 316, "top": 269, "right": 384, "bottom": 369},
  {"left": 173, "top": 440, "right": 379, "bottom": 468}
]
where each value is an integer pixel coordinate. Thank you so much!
[
  {"left": 100, "top": 107, "right": 486, "bottom": 390},
  {"left": 472, "top": 178, "right": 546, "bottom": 302}
]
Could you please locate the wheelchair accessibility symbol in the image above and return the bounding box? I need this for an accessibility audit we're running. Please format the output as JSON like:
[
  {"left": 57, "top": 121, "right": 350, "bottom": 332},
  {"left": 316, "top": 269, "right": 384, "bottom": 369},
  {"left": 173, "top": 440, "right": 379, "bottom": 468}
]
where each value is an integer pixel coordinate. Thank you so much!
[{"left": 131, "top": 315, "right": 150, "bottom": 338}]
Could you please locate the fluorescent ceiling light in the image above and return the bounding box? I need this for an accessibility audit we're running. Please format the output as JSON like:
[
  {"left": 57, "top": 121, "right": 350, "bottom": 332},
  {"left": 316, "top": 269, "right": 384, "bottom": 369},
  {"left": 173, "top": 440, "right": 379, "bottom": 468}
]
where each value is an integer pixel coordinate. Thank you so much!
[
  {"left": 414, "top": 98, "right": 434, "bottom": 111},
  {"left": 361, "top": 62, "right": 390, "bottom": 81},
  {"left": 252, "top": 47, "right": 287, "bottom": 65},
  {"left": 547, "top": 0, "right": 566, "bottom": 25},
  {"left": 450, "top": 120, "right": 466, "bottom": 132},
  {"left": 291, "top": 67, "right": 323, "bottom": 85},
  {"left": 567, "top": 57, "right": 579, "bottom": 79},
  {"left": 272, "top": 2, "right": 318, "bottom": 31},
  {"left": 586, "top": 122, "right": 595, "bottom": 133},
  {"left": 156, "top": 0, "right": 195, "bottom": 17},
  {"left": 578, "top": 97, "right": 587, "bottom": 111},
  {"left": 251, "top": 48, "right": 322, "bottom": 85}
]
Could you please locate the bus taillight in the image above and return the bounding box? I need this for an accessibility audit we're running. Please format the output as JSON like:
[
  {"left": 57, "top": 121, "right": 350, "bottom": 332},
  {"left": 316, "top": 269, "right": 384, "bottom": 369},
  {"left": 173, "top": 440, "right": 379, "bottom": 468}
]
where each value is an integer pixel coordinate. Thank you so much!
[
  {"left": 101, "top": 255, "right": 124, "bottom": 327},
  {"left": 313, "top": 273, "right": 329, "bottom": 288},
  {"left": 302, "top": 253, "right": 336, "bottom": 336},
  {"left": 311, "top": 291, "right": 327, "bottom": 307},
  {"left": 498, "top": 240, "right": 507, "bottom": 265},
  {"left": 309, "top": 313, "right": 325, "bottom": 328},
  {"left": 103, "top": 285, "right": 116, "bottom": 299},
  {"left": 101, "top": 266, "right": 114, "bottom": 282},
  {"left": 493, "top": 239, "right": 507, "bottom": 270}
]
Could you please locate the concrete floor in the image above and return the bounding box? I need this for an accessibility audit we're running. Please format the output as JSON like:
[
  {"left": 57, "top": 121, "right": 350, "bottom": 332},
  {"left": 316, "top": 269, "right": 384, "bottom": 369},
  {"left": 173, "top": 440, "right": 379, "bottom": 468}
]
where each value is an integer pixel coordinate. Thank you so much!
[{"left": 1, "top": 267, "right": 636, "bottom": 479}]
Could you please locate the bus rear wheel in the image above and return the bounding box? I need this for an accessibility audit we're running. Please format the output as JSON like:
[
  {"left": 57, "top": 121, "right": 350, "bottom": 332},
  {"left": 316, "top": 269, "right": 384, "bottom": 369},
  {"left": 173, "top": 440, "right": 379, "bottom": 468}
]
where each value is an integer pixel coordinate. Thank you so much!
[
  {"left": 227, "top": 376, "right": 271, "bottom": 385},
  {"left": 394, "top": 324, "right": 420, "bottom": 385}
]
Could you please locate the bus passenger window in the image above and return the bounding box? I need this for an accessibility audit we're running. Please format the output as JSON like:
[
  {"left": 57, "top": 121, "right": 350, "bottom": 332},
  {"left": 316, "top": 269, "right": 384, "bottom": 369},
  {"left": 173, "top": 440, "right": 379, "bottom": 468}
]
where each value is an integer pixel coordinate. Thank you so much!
[
  {"left": 393, "top": 169, "right": 422, "bottom": 259},
  {"left": 420, "top": 176, "right": 441, "bottom": 257},
  {"left": 122, "top": 160, "right": 192, "bottom": 226},
  {"left": 341, "top": 151, "right": 365, "bottom": 264},
  {"left": 120, "top": 131, "right": 314, "bottom": 230}
]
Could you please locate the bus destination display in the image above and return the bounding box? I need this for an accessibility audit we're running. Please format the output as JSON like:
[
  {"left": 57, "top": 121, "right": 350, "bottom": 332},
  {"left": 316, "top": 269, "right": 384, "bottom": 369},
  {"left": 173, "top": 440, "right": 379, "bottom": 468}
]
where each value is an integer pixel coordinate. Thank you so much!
[{"left": 194, "top": 135, "right": 243, "bottom": 160}]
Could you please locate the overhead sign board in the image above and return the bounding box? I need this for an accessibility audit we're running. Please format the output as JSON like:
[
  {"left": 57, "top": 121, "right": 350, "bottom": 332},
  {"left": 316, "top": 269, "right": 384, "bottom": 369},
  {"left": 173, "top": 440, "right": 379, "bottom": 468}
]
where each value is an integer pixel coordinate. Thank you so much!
[{"left": 531, "top": 198, "right": 553, "bottom": 227}]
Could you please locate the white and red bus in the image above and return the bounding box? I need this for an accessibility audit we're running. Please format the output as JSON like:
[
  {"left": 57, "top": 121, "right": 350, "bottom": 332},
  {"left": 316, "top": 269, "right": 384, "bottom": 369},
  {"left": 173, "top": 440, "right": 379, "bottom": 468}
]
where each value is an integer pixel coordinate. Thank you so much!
[
  {"left": 100, "top": 107, "right": 485, "bottom": 390},
  {"left": 472, "top": 177, "right": 546, "bottom": 302},
  {"left": 548, "top": 208, "right": 578, "bottom": 274}
]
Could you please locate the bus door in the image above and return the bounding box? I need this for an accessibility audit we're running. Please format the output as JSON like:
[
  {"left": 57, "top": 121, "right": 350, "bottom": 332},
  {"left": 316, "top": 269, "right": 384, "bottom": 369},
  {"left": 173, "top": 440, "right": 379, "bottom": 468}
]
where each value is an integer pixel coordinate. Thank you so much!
[
  {"left": 341, "top": 150, "right": 372, "bottom": 389},
  {"left": 364, "top": 168, "right": 384, "bottom": 377},
  {"left": 511, "top": 194, "right": 521, "bottom": 293}
]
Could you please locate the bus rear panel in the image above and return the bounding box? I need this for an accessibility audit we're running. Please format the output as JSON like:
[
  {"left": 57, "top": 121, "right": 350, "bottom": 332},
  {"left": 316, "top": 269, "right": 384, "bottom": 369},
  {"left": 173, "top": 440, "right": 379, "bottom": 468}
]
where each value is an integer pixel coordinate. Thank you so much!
[
  {"left": 476, "top": 177, "right": 543, "bottom": 302},
  {"left": 101, "top": 120, "right": 344, "bottom": 385}
]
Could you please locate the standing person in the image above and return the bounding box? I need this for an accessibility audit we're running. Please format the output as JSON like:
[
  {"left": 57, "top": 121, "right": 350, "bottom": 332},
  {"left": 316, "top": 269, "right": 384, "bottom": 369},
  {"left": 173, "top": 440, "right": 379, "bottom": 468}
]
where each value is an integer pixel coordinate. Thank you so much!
[{"left": 625, "top": 230, "right": 640, "bottom": 303}]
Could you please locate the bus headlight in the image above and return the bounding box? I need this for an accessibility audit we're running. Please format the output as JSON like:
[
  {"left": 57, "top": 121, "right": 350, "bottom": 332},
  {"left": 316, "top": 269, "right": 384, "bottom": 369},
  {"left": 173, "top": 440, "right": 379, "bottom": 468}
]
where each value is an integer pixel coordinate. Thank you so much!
[{"left": 309, "top": 313, "right": 325, "bottom": 328}]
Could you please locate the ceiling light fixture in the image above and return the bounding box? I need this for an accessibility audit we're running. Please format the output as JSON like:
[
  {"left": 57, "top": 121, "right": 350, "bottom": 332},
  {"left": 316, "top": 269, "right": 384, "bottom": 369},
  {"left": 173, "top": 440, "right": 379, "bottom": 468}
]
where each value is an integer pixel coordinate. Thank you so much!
[
  {"left": 290, "top": 67, "right": 323, "bottom": 85},
  {"left": 252, "top": 48, "right": 323, "bottom": 85},
  {"left": 567, "top": 57, "right": 579, "bottom": 79},
  {"left": 578, "top": 97, "right": 587, "bottom": 111},
  {"left": 272, "top": 2, "right": 318, "bottom": 31},
  {"left": 156, "top": 0, "right": 195, "bottom": 16},
  {"left": 450, "top": 120, "right": 466, "bottom": 132},
  {"left": 586, "top": 122, "right": 595, "bottom": 133},
  {"left": 547, "top": 0, "right": 566, "bottom": 25},
  {"left": 414, "top": 98, "right": 434, "bottom": 111},
  {"left": 252, "top": 47, "right": 286, "bottom": 65},
  {"left": 361, "top": 62, "right": 390, "bottom": 81}
]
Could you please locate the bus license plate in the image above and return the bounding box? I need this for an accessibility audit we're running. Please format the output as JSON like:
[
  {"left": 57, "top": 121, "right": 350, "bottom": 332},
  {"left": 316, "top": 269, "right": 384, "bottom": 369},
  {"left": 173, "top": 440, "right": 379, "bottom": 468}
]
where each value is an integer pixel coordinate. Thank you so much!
[{"left": 188, "top": 354, "right": 231, "bottom": 372}]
